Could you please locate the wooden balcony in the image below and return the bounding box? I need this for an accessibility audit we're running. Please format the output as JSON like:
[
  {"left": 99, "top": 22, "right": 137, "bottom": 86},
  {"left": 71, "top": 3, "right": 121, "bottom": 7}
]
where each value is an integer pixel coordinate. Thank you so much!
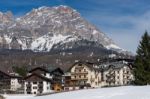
[
  {"left": 26, "top": 89, "right": 31, "bottom": 92},
  {"left": 75, "top": 66, "right": 84, "bottom": 69},
  {"left": 71, "top": 72, "right": 88, "bottom": 75},
  {"left": 71, "top": 77, "right": 88, "bottom": 80}
]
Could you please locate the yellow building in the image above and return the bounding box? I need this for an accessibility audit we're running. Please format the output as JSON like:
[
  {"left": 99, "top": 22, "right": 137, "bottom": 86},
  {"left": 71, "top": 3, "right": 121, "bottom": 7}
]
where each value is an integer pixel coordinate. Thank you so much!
[{"left": 64, "top": 62, "right": 102, "bottom": 90}]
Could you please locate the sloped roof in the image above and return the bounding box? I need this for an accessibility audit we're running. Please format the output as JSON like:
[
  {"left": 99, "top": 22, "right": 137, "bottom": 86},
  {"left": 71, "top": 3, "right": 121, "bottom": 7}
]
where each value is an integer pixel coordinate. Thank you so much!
[
  {"left": 98, "top": 61, "right": 131, "bottom": 71},
  {"left": 0, "top": 69, "right": 22, "bottom": 79},
  {"left": 67, "top": 61, "right": 101, "bottom": 72},
  {"left": 24, "top": 73, "right": 52, "bottom": 82},
  {"left": 29, "top": 66, "right": 64, "bottom": 74}
]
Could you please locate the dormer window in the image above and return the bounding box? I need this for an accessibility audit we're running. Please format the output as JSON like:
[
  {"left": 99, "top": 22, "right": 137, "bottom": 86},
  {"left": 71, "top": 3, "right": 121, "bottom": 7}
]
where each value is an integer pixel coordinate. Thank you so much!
[
  {"left": 78, "top": 64, "right": 82, "bottom": 66},
  {"left": 44, "top": 73, "right": 46, "bottom": 76}
]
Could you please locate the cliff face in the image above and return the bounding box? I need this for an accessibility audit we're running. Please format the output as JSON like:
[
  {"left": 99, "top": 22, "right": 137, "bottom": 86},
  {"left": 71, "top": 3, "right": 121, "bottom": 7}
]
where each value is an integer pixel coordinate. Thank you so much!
[
  {"left": 0, "top": 5, "right": 134, "bottom": 72},
  {"left": 0, "top": 5, "right": 123, "bottom": 53}
]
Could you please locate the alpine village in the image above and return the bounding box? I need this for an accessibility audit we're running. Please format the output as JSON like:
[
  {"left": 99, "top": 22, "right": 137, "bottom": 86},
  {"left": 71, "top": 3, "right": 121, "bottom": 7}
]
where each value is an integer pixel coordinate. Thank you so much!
[{"left": 0, "top": 5, "right": 149, "bottom": 99}]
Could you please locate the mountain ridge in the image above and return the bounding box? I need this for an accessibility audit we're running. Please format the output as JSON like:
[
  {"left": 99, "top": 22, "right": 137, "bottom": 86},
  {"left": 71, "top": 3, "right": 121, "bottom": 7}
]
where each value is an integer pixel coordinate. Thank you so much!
[{"left": 0, "top": 5, "right": 129, "bottom": 56}]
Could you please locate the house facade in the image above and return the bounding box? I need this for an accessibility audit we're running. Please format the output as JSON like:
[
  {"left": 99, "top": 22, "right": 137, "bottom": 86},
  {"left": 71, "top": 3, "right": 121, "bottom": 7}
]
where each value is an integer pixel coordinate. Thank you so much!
[
  {"left": 10, "top": 77, "right": 23, "bottom": 91},
  {"left": 0, "top": 70, "right": 23, "bottom": 93},
  {"left": 99, "top": 61, "right": 134, "bottom": 86},
  {"left": 0, "top": 70, "right": 11, "bottom": 93},
  {"left": 24, "top": 67, "right": 64, "bottom": 94},
  {"left": 64, "top": 60, "right": 134, "bottom": 90},
  {"left": 24, "top": 73, "right": 52, "bottom": 94},
  {"left": 64, "top": 62, "right": 102, "bottom": 91}
]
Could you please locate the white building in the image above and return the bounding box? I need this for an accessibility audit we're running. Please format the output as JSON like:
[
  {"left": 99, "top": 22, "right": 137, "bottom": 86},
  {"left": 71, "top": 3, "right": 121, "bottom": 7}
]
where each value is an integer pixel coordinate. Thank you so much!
[
  {"left": 24, "top": 73, "right": 53, "bottom": 94},
  {"left": 64, "top": 60, "right": 134, "bottom": 90},
  {"left": 100, "top": 61, "right": 134, "bottom": 86},
  {"left": 10, "top": 77, "right": 22, "bottom": 91},
  {"left": 24, "top": 67, "right": 64, "bottom": 94}
]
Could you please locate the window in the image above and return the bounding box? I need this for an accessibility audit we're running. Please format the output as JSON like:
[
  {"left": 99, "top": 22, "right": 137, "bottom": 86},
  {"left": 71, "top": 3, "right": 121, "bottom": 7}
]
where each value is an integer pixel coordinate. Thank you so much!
[
  {"left": 75, "top": 69, "right": 77, "bottom": 72},
  {"left": 33, "top": 82, "right": 37, "bottom": 84},
  {"left": 117, "top": 76, "right": 119, "bottom": 79},
  {"left": 75, "top": 76, "right": 76, "bottom": 78},
  {"left": 65, "top": 88, "right": 69, "bottom": 91},
  {"left": 95, "top": 82, "right": 97, "bottom": 85},
  {"left": 84, "top": 75, "right": 86, "bottom": 78},
  {"left": 79, "top": 75, "right": 81, "bottom": 78},
  {"left": 127, "top": 76, "right": 129, "bottom": 79},
  {"left": 117, "top": 71, "right": 120, "bottom": 74},
  {"left": 84, "top": 69, "right": 86, "bottom": 72},
  {"left": 39, "top": 82, "right": 43, "bottom": 84},
  {"left": 28, "top": 82, "right": 31, "bottom": 84},
  {"left": 123, "top": 70, "right": 125, "bottom": 73},
  {"left": 34, "top": 92, "right": 36, "bottom": 94},
  {"left": 27, "top": 92, "right": 31, "bottom": 94},
  {"left": 79, "top": 69, "right": 81, "bottom": 72},
  {"left": 33, "top": 87, "right": 37, "bottom": 89}
]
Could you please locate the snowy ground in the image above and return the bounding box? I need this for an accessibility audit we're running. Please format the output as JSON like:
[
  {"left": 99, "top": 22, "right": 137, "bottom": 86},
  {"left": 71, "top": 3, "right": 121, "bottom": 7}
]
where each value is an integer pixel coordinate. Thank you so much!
[{"left": 4, "top": 86, "right": 150, "bottom": 99}]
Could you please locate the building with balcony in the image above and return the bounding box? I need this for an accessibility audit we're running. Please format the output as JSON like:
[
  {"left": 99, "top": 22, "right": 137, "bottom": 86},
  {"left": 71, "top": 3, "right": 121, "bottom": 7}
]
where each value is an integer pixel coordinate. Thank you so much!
[
  {"left": 24, "top": 66, "right": 64, "bottom": 94},
  {"left": 99, "top": 61, "right": 134, "bottom": 86},
  {"left": 24, "top": 73, "right": 52, "bottom": 94},
  {"left": 64, "top": 62, "right": 102, "bottom": 90}
]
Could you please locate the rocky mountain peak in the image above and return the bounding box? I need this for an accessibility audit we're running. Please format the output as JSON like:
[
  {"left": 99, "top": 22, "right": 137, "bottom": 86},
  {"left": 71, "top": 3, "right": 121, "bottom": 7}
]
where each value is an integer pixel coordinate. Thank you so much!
[{"left": 0, "top": 5, "right": 127, "bottom": 55}]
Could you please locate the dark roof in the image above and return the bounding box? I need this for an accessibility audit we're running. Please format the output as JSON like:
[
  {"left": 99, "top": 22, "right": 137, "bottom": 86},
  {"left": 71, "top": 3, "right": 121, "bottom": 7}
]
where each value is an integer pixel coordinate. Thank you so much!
[
  {"left": 0, "top": 69, "right": 23, "bottom": 79},
  {"left": 24, "top": 73, "right": 52, "bottom": 82},
  {"left": 99, "top": 61, "right": 132, "bottom": 71},
  {"left": 50, "top": 67, "right": 64, "bottom": 74},
  {"left": 47, "top": 67, "right": 64, "bottom": 74},
  {"left": 29, "top": 67, "right": 49, "bottom": 73},
  {"left": 29, "top": 66, "right": 64, "bottom": 74},
  {"left": 0, "top": 70, "right": 11, "bottom": 78}
]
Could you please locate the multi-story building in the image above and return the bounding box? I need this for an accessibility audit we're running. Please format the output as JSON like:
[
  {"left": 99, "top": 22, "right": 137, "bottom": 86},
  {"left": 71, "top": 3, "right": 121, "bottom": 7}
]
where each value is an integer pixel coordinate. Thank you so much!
[
  {"left": 99, "top": 61, "right": 134, "bottom": 86},
  {"left": 24, "top": 73, "right": 52, "bottom": 94},
  {"left": 64, "top": 60, "right": 134, "bottom": 90},
  {"left": 24, "top": 67, "right": 64, "bottom": 94},
  {"left": 64, "top": 62, "right": 102, "bottom": 91},
  {"left": 0, "top": 70, "right": 23, "bottom": 93}
]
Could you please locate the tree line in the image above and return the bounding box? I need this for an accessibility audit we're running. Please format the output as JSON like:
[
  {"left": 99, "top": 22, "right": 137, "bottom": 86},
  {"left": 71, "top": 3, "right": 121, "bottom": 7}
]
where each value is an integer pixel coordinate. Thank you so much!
[{"left": 134, "top": 31, "right": 150, "bottom": 85}]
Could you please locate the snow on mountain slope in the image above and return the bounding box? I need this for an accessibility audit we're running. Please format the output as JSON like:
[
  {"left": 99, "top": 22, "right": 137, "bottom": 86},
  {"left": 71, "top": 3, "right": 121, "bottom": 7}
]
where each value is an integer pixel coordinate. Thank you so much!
[
  {"left": 31, "top": 34, "right": 78, "bottom": 51},
  {"left": 0, "top": 5, "right": 127, "bottom": 54},
  {"left": 5, "top": 86, "right": 150, "bottom": 99}
]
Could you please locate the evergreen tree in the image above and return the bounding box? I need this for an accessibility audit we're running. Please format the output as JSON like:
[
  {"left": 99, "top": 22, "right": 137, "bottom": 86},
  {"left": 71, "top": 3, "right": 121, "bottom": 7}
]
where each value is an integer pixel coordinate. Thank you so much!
[{"left": 134, "top": 31, "right": 150, "bottom": 85}]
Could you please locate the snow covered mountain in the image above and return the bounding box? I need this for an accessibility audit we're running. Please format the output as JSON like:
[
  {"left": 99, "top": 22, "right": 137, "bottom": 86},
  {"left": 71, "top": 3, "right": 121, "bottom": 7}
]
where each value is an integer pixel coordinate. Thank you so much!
[{"left": 0, "top": 5, "right": 126, "bottom": 55}]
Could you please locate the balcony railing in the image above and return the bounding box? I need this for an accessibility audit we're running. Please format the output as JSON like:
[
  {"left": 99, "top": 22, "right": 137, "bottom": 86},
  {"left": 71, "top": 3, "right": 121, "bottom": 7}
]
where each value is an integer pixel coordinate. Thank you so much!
[
  {"left": 71, "top": 77, "right": 88, "bottom": 80},
  {"left": 71, "top": 72, "right": 88, "bottom": 75},
  {"left": 26, "top": 89, "right": 31, "bottom": 92}
]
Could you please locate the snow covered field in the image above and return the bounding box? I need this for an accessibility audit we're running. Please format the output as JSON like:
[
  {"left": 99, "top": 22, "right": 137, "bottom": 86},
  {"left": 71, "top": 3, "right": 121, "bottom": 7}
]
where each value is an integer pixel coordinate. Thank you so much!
[{"left": 4, "top": 86, "right": 150, "bottom": 99}]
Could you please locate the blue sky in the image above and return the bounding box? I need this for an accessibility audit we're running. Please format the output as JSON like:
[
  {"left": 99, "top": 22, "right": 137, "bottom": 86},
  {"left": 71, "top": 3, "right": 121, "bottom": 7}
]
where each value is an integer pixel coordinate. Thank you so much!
[{"left": 0, "top": 0, "right": 150, "bottom": 53}]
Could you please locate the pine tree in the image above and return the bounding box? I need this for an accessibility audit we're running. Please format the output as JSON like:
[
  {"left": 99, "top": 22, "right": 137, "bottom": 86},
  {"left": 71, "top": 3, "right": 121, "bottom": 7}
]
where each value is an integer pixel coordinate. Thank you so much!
[{"left": 134, "top": 31, "right": 150, "bottom": 85}]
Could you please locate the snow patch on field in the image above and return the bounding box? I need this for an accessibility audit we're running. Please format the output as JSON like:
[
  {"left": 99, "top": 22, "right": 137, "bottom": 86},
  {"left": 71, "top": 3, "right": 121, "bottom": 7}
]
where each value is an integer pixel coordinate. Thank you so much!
[{"left": 4, "top": 86, "right": 150, "bottom": 99}]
